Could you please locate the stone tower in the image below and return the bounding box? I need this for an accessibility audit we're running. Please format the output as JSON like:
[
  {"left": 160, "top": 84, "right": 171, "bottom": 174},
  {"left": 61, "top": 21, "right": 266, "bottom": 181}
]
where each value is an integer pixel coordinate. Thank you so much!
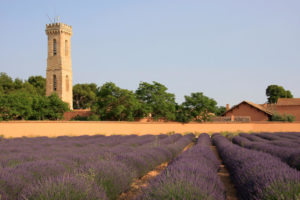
[{"left": 45, "top": 22, "right": 73, "bottom": 109}]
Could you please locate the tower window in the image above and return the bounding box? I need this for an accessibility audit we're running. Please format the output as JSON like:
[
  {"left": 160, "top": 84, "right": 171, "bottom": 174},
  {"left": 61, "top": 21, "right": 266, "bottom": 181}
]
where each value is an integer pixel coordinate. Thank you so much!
[
  {"left": 53, "top": 75, "right": 57, "bottom": 91},
  {"left": 65, "top": 40, "right": 68, "bottom": 56},
  {"left": 53, "top": 39, "right": 57, "bottom": 56},
  {"left": 66, "top": 75, "right": 69, "bottom": 92}
]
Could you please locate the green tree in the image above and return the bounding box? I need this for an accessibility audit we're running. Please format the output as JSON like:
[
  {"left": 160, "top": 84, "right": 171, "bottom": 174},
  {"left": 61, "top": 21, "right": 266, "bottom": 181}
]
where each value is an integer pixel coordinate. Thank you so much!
[
  {"left": 14, "top": 78, "right": 24, "bottom": 90},
  {"left": 73, "top": 83, "right": 97, "bottom": 109},
  {"left": 177, "top": 92, "right": 217, "bottom": 122},
  {"left": 27, "top": 75, "right": 46, "bottom": 96},
  {"left": 46, "top": 93, "right": 69, "bottom": 120},
  {"left": 175, "top": 104, "right": 191, "bottom": 123},
  {"left": 135, "top": 81, "right": 176, "bottom": 120},
  {"left": 93, "top": 82, "right": 141, "bottom": 121},
  {"left": 0, "top": 92, "right": 33, "bottom": 120},
  {"left": 0, "top": 72, "right": 14, "bottom": 93},
  {"left": 266, "top": 85, "right": 293, "bottom": 103},
  {"left": 0, "top": 92, "right": 68, "bottom": 121},
  {"left": 30, "top": 95, "right": 51, "bottom": 120},
  {"left": 215, "top": 106, "right": 226, "bottom": 116}
]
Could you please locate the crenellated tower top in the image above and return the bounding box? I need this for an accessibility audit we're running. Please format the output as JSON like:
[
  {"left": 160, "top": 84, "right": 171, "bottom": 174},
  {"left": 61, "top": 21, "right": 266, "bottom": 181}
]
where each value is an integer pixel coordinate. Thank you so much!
[{"left": 45, "top": 23, "right": 72, "bottom": 35}]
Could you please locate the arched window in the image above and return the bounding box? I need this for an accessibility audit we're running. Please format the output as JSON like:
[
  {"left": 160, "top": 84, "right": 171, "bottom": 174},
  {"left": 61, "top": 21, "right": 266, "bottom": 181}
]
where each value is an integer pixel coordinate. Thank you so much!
[
  {"left": 53, "top": 75, "right": 57, "bottom": 91},
  {"left": 65, "top": 40, "right": 68, "bottom": 56},
  {"left": 53, "top": 39, "right": 57, "bottom": 56},
  {"left": 66, "top": 75, "right": 69, "bottom": 92}
]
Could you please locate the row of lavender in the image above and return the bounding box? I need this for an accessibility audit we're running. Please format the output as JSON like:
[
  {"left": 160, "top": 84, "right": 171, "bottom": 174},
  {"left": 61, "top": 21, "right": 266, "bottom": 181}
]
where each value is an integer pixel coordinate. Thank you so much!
[
  {"left": 137, "top": 133, "right": 226, "bottom": 200},
  {"left": 0, "top": 134, "right": 194, "bottom": 200},
  {"left": 232, "top": 132, "right": 300, "bottom": 170},
  {"left": 213, "top": 134, "right": 300, "bottom": 200}
]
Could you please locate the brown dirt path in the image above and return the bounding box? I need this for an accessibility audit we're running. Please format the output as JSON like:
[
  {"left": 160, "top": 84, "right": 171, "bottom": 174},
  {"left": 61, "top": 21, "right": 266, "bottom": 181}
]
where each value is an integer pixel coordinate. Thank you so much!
[
  {"left": 210, "top": 145, "right": 238, "bottom": 200},
  {"left": 117, "top": 142, "right": 195, "bottom": 200}
]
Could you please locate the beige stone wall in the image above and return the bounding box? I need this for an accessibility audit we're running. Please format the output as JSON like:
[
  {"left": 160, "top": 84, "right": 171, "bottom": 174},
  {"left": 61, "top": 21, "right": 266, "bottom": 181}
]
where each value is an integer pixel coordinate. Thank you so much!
[
  {"left": 1, "top": 121, "right": 300, "bottom": 138},
  {"left": 45, "top": 23, "right": 73, "bottom": 109}
]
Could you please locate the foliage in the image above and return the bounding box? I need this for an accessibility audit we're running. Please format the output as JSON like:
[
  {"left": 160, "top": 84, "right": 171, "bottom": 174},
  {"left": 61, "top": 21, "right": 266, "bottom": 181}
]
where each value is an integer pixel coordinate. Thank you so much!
[
  {"left": 176, "top": 92, "right": 218, "bottom": 122},
  {"left": 73, "top": 83, "right": 97, "bottom": 109},
  {"left": 45, "top": 94, "right": 70, "bottom": 120},
  {"left": 93, "top": 82, "right": 141, "bottom": 121},
  {"left": 271, "top": 112, "right": 295, "bottom": 122},
  {"left": 175, "top": 104, "right": 191, "bottom": 123},
  {"left": 135, "top": 81, "right": 176, "bottom": 120},
  {"left": 0, "top": 72, "right": 46, "bottom": 95},
  {"left": 0, "top": 92, "right": 68, "bottom": 121},
  {"left": 0, "top": 91, "right": 33, "bottom": 120},
  {"left": 0, "top": 73, "right": 68, "bottom": 120},
  {"left": 215, "top": 106, "right": 226, "bottom": 116},
  {"left": 71, "top": 114, "right": 100, "bottom": 121},
  {"left": 27, "top": 75, "right": 46, "bottom": 96},
  {"left": 266, "top": 85, "right": 293, "bottom": 103},
  {"left": 1, "top": 72, "right": 232, "bottom": 122},
  {"left": 0, "top": 72, "right": 14, "bottom": 93}
]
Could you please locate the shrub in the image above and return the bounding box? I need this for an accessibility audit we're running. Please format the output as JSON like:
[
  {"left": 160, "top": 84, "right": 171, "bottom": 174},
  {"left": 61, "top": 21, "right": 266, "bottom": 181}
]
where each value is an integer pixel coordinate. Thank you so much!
[
  {"left": 213, "top": 134, "right": 300, "bottom": 199},
  {"left": 271, "top": 112, "right": 295, "bottom": 122}
]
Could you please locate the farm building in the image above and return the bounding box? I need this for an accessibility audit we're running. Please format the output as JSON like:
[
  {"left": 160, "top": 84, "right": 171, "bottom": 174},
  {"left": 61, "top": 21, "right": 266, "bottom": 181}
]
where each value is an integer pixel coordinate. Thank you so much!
[
  {"left": 272, "top": 98, "right": 300, "bottom": 121},
  {"left": 223, "top": 101, "right": 272, "bottom": 121},
  {"left": 223, "top": 98, "right": 300, "bottom": 121}
]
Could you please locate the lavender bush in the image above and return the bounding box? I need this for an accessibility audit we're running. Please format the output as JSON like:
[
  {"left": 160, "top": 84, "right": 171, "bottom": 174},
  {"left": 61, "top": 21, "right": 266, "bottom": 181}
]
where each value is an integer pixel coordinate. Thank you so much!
[
  {"left": 0, "top": 134, "right": 194, "bottom": 200},
  {"left": 233, "top": 133, "right": 300, "bottom": 170},
  {"left": 213, "top": 134, "right": 300, "bottom": 200},
  {"left": 20, "top": 174, "right": 108, "bottom": 200},
  {"left": 136, "top": 133, "right": 225, "bottom": 200}
]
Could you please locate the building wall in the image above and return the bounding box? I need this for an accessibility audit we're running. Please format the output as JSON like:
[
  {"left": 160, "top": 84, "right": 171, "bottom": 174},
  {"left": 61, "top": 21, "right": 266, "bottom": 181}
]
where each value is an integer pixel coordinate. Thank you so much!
[
  {"left": 275, "top": 105, "right": 300, "bottom": 121},
  {"left": 224, "top": 103, "right": 269, "bottom": 121},
  {"left": 1, "top": 121, "right": 300, "bottom": 138},
  {"left": 64, "top": 109, "right": 92, "bottom": 121}
]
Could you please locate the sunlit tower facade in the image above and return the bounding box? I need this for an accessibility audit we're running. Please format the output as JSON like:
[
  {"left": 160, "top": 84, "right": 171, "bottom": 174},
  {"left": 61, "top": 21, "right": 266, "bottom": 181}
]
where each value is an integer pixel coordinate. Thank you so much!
[{"left": 45, "top": 22, "right": 73, "bottom": 109}]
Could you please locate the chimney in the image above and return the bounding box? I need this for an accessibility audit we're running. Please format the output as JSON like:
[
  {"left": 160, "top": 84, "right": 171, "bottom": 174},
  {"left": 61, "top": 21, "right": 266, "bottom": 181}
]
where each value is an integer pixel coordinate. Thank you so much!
[
  {"left": 263, "top": 103, "right": 267, "bottom": 108},
  {"left": 226, "top": 104, "right": 230, "bottom": 111}
]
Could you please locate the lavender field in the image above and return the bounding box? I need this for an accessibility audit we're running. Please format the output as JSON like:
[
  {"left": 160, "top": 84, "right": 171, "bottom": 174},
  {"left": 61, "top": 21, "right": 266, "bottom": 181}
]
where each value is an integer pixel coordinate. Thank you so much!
[
  {"left": 0, "top": 132, "right": 300, "bottom": 200},
  {"left": 0, "top": 134, "right": 194, "bottom": 200}
]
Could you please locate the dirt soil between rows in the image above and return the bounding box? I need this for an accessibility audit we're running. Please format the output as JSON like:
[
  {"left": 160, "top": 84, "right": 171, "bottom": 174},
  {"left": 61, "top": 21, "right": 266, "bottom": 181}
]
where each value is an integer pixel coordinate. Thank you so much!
[
  {"left": 117, "top": 142, "right": 195, "bottom": 200},
  {"left": 210, "top": 145, "right": 238, "bottom": 200}
]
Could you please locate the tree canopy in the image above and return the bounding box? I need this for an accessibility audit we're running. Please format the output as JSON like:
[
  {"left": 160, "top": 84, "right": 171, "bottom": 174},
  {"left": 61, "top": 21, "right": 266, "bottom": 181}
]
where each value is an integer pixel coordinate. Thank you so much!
[
  {"left": 0, "top": 93, "right": 68, "bottom": 121},
  {"left": 266, "top": 85, "right": 293, "bottom": 104},
  {"left": 176, "top": 92, "right": 218, "bottom": 122},
  {"left": 0, "top": 73, "right": 68, "bottom": 121},
  {"left": 92, "top": 82, "right": 141, "bottom": 121},
  {"left": 0, "top": 72, "right": 228, "bottom": 122},
  {"left": 135, "top": 81, "right": 176, "bottom": 120},
  {"left": 73, "top": 83, "right": 97, "bottom": 109},
  {"left": 0, "top": 73, "right": 46, "bottom": 95},
  {"left": 27, "top": 75, "right": 46, "bottom": 96}
]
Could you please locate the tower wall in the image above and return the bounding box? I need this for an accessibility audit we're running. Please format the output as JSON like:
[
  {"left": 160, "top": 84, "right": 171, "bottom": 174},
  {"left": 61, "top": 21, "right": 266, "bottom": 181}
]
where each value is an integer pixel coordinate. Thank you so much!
[{"left": 45, "top": 23, "right": 73, "bottom": 110}]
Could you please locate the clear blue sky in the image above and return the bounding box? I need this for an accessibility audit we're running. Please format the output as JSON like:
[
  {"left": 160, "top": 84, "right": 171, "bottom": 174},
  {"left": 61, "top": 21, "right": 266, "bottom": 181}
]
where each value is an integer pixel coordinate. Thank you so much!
[{"left": 0, "top": 0, "right": 299, "bottom": 106}]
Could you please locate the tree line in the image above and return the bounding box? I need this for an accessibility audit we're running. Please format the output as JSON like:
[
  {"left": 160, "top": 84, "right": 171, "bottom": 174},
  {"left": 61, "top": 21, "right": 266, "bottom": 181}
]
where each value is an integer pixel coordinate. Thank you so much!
[
  {"left": 0, "top": 73, "right": 68, "bottom": 120},
  {"left": 0, "top": 72, "right": 293, "bottom": 122},
  {"left": 73, "top": 81, "right": 226, "bottom": 122},
  {"left": 0, "top": 72, "right": 225, "bottom": 122}
]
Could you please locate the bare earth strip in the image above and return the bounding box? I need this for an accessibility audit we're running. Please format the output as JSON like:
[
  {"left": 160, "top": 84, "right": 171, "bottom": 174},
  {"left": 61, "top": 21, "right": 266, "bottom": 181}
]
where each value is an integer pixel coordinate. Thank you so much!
[
  {"left": 210, "top": 145, "right": 238, "bottom": 200},
  {"left": 117, "top": 142, "right": 195, "bottom": 200}
]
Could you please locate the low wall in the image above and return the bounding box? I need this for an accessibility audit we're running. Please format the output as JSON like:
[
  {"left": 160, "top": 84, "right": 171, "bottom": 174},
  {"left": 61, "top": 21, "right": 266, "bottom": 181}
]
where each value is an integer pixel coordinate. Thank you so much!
[{"left": 1, "top": 121, "right": 300, "bottom": 138}]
